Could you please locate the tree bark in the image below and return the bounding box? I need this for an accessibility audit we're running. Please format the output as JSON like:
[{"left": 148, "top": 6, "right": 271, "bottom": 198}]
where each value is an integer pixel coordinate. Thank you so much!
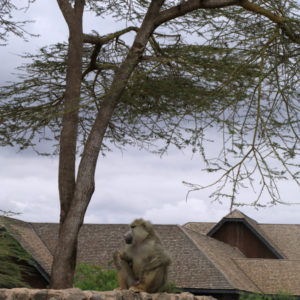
[{"left": 50, "top": 0, "right": 84, "bottom": 289}]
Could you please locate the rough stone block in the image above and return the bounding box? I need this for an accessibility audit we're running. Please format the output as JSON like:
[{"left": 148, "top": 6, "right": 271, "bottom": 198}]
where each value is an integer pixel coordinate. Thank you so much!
[
  {"left": 32, "top": 290, "right": 48, "bottom": 300},
  {"left": 0, "top": 288, "right": 217, "bottom": 300},
  {"left": 0, "top": 290, "right": 8, "bottom": 300}
]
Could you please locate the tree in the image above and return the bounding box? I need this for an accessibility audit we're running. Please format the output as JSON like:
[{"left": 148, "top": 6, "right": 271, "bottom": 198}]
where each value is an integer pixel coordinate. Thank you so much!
[{"left": 1, "top": 0, "right": 299, "bottom": 288}]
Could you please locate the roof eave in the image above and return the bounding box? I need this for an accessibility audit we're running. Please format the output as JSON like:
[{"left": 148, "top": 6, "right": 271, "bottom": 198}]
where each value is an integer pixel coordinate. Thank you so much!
[
  {"left": 30, "top": 260, "right": 50, "bottom": 283},
  {"left": 183, "top": 287, "right": 251, "bottom": 296}
]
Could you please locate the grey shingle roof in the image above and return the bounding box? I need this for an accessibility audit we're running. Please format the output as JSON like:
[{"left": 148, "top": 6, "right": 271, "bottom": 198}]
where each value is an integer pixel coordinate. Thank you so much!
[
  {"left": 11, "top": 220, "right": 234, "bottom": 290},
  {"left": 234, "top": 259, "right": 300, "bottom": 295},
  {"left": 183, "top": 210, "right": 300, "bottom": 261},
  {"left": 183, "top": 228, "right": 261, "bottom": 293},
  {"left": 183, "top": 222, "right": 216, "bottom": 235},
  {"left": 182, "top": 209, "right": 300, "bottom": 295},
  {"left": 2, "top": 209, "right": 300, "bottom": 295},
  {"left": 259, "top": 224, "right": 300, "bottom": 260}
]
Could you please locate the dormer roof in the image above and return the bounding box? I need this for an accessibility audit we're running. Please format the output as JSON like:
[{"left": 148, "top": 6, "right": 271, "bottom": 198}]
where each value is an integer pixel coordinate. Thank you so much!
[{"left": 207, "top": 209, "right": 284, "bottom": 259}]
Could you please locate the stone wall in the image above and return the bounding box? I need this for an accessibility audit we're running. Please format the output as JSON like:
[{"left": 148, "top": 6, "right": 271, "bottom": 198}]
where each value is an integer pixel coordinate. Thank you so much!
[{"left": 0, "top": 288, "right": 217, "bottom": 300}]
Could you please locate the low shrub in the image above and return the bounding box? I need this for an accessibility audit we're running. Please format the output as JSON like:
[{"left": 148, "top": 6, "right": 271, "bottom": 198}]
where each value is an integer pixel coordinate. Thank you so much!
[
  {"left": 74, "top": 262, "right": 182, "bottom": 293},
  {"left": 159, "top": 281, "right": 183, "bottom": 293},
  {"left": 73, "top": 262, "right": 118, "bottom": 291}
]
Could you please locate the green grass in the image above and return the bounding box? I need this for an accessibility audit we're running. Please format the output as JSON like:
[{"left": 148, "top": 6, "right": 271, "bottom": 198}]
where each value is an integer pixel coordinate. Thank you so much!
[{"left": 73, "top": 262, "right": 118, "bottom": 291}]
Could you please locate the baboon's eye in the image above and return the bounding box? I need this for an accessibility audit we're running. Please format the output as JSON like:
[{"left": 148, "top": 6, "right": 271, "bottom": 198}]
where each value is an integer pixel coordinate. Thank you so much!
[{"left": 131, "top": 225, "right": 136, "bottom": 229}]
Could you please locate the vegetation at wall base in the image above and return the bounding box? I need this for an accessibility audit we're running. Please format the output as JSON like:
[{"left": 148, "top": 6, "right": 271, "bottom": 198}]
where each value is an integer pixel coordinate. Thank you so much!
[
  {"left": 73, "top": 262, "right": 181, "bottom": 293},
  {"left": 73, "top": 262, "right": 118, "bottom": 291},
  {"left": 159, "top": 282, "right": 183, "bottom": 294}
]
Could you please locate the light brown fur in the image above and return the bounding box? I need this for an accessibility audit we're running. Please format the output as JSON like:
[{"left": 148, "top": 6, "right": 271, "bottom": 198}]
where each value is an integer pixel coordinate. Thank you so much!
[{"left": 113, "top": 219, "right": 171, "bottom": 293}]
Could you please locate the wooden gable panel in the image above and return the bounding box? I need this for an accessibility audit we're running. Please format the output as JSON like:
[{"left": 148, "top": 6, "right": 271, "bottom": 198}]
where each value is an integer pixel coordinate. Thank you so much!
[{"left": 211, "top": 222, "right": 278, "bottom": 259}]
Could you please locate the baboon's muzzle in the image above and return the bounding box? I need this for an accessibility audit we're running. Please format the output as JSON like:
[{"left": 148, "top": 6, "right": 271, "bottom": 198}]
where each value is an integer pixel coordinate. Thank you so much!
[{"left": 124, "top": 231, "right": 133, "bottom": 244}]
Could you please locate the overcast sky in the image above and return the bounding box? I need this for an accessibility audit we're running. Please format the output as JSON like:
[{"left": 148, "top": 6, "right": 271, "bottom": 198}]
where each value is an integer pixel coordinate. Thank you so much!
[{"left": 1, "top": 1, "right": 299, "bottom": 225}]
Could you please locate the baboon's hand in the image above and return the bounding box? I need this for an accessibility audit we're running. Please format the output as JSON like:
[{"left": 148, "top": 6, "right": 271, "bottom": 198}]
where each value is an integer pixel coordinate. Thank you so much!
[{"left": 113, "top": 251, "right": 122, "bottom": 270}]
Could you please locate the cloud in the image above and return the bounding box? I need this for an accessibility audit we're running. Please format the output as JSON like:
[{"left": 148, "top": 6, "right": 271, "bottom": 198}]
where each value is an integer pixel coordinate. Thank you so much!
[
  {"left": 0, "top": 150, "right": 59, "bottom": 222},
  {"left": 1, "top": 140, "right": 300, "bottom": 225},
  {"left": 143, "top": 198, "right": 228, "bottom": 224}
]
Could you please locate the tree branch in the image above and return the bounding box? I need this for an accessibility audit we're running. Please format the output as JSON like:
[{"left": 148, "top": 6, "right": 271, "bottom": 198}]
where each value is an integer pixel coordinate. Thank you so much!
[
  {"left": 56, "top": 0, "right": 85, "bottom": 30},
  {"left": 56, "top": 0, "right": 74, "bottom": 27},
  {"left": 73, "top": 0, "right": 166, "bottom": 218},
  {"left": 155, "top": 0, "right": 239, "bottom": 27},
  {"left": 155, "top": 0, "right": 300, "bottom": 45},
  {"left": 83, "top": 26, "right": 139, "bottom": 45},
  {"left": 239, "top": 0, "right": 300, "bottom": 44},
  {"left": 239, "top": 0, "right": 285, "bottom": 23},
  {"left": 82, "top": 43, "right": 102, "bottom": 79}
]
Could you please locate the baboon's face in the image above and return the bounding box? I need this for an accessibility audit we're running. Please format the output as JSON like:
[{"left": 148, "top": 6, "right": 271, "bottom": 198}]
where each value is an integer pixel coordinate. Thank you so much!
[{"left": 124, "top": 219, "right": 149, "bottom": 245}]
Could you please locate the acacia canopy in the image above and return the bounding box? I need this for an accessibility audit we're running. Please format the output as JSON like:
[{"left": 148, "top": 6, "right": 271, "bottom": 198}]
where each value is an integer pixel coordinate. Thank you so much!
[
  {"left": 1, "top": 0, "right": 300, "bottom": 288},
  {"left": 1, "top": 0, "right": 299, "bottom": 205}
]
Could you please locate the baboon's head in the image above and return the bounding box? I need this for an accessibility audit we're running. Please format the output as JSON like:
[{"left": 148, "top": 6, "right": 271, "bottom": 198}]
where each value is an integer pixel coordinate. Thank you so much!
[{"left": 124, "top": 219, "right": 154, "bottom": 245}]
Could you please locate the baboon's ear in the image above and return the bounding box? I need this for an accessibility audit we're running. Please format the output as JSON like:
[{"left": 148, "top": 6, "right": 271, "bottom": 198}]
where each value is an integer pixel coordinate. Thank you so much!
[
  {"left": 130, "top": 219, "right": 138, "bottom": 228},
  {"left": 143, "top": 221, "right": 153, "bottom": 233}
]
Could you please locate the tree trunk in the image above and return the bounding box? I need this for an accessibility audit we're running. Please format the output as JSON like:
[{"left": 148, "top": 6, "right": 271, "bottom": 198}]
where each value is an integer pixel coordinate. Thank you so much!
[
  {"left": 50, "top": 0, "right": 84, "bottom": 289},
  {"left": 50, "top": 0, "right": 164, "bottom": 289}
]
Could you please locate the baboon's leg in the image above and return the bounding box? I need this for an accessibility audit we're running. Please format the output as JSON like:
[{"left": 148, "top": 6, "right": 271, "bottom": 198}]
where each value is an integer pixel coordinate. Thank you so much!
[
  {"left": 113, "top": 252, "right": 136, "bottom": 289},
  {"left": 133, "top": 266, "right": 167, "bottom": 293}
]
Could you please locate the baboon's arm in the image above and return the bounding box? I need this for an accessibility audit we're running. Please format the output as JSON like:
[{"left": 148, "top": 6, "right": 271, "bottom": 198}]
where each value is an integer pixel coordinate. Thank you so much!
[
  {"left": 143, "top": 248, "right": 171, "bottom": 271},
  {"left": 119, "top": 250, "right": 132, "bottom": 263}
]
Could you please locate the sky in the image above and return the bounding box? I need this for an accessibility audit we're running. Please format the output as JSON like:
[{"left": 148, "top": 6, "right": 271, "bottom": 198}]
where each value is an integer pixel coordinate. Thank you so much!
[{"left": 0, "top": 1, "right": 299, "bottom": 225}]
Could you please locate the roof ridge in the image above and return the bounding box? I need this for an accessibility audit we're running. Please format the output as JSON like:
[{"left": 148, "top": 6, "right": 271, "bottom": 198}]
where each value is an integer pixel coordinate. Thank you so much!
[
  {"left": 0, "top": 215, "right": 28, "bottom": 226},
  {"left": 224, "top": 209, "right": 258, "bottom": 224},
  {"left": 183, "top": 221, "right": 216, "bottom": 225},
  {"left": 178, "top": 225, "right": 235, "bottom": 289}
]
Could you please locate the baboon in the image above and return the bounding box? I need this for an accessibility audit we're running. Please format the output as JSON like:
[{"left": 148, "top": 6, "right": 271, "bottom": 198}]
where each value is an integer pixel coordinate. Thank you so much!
[{"left": 113, "top": 219, "right": 171, "bottom": 293}]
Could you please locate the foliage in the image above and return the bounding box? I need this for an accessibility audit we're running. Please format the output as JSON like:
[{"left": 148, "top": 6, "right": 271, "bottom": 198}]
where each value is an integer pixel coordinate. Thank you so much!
[
  {"left": 73, "top": 262, "right": 118, "bottom": 291},
  {"left": 0, "top": 0, "right": 33, "bottom": 45},
  {"left": 159, "top": 281, "right": 183, "bottom": 294},
  {"left": 1, "top": 0, "right": 299, "bottom": 209},
  {"left": 0, "top": 209, "right": 20, "bottom": 217},
  {"left": 0, "top": 228, "right": 32, "bottom": 288},
  {"left": 239, "top": 291, "right": 297, "bottom": 300},
  {"left": 73, "top": 262, "right": 181, "bottom": 293}
]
